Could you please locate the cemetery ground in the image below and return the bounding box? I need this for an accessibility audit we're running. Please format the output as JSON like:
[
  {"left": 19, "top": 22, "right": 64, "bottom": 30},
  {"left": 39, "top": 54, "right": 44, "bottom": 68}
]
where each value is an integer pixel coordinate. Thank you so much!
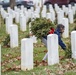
[{"left": 0, "top": 15, "right": 76, "bottom": 75}]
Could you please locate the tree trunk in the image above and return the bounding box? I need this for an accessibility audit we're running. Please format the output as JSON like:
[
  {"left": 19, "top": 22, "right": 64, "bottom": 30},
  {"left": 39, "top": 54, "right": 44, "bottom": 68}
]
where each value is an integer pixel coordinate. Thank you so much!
[{"left": 10, "top": 0, "right": 16, "bottom": 9}]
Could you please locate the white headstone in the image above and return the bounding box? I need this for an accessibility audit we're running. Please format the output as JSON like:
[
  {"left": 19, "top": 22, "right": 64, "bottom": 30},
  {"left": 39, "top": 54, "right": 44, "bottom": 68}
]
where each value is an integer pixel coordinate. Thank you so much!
[
  {"left": 57, "top": 12, "right": 63, "bottom": 24},
  {"left": 43, "top": 5, "right": 47, "bottom": 10},
  {"left": 21, "top": 5, "right": 24, "bottom": 10},
  {"left": 5, "top": 14, "right": 13, "bottom": 34},
  {"left": 1, "top": 9, "right": 7, "bottom": 19},
  {"left": 65, "top": 7, "right": 68, "bottom": 16},
  {"left": 14, "top": 6, "right": 17, "bottom": 12},
  {"left": 50, "top": 10, "right": 55, "bottom": 22},
  {"left": 21, "top": 38, "right": 33, "bottom": 71},
  {"left": 49, "top": 4, "right": 53, "bottom": 11},
  {"left": 41, "top": 11, "right": 46, "bottom": 18},
  {"left": 62, "top": 18, "right": 69, "bottom": 38},
  {"left": 11, "top": 10, "right": 15, "bottom": 18},
  {"left": 10, "top": 25, "right": 18, "bottom": 48},
  {"left": 54, "top": 4, "right": 60, "bottom": 12},
  {"left": 60, "top": 10, "right": 64, "bottom": 19},
  {"left": 7, "top": 7, "right": 11, "bottom": 13},
  {"left": 15, "top": 12, "right": 19, "bottom": 23},
  {"left": 71, "top": 31, "right": 76, "bottom": 59},
  {"left": 42, "top": 5, "right": 47, "bottom": 13},
  {"left": 72, "top": 6, "right": 75, "bottom": 15},
  {"left": 68, "top": 10, "right": 74, "bottom": 24},
  {"left": 20, "top": 14, "right": 26, "bottom": 31},
  {"left": 47, "top": 34, "right": 59, "bottom": 65},
  {"left": 62, "top": 5, "right": 66, "bottom": 13},
  {"left": 24, "top": 11, "right": 29, "bottom": 22},
  {"left": 31, "top": 12, "right": 35, "bottom": 20},
  {"left": 28, "top": 9, "right": 32, "bottom": 18},
  {"left": 46, "top": 13, "right": 51, "bottom": 20},
  {"left": 68, "top": 4, "right": 72, "bottom": 10},
  {"left": 17, "top": 8, "right": 21, "bottom": 13},
  {"left": 31, "top": 7, "right": 34, "bottom": 12}
]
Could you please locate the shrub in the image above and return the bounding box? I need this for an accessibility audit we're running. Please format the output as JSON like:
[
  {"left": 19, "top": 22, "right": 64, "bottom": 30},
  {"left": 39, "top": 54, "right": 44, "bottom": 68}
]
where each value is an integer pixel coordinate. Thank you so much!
[
  {"left": 65, "top": 42, "right": 72, "bottom": 58},
  {"left": 31, "top": 18, "right": 55, "bottom": 39},
  {"left": 3, "top": 35, "right": 10, "bottom": 47}
]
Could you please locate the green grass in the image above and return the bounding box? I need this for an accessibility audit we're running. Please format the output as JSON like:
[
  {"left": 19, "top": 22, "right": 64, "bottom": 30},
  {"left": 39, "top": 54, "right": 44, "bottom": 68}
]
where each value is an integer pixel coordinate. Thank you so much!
[{"left": 0, "top": 14, "right": 76, "bottom": 75}]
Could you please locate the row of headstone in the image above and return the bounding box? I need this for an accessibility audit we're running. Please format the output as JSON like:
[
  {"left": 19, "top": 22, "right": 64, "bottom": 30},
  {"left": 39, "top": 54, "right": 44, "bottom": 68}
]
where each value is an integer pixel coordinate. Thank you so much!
[
  {"left": 0, "top": 6, "right": 38, "bottom": 48},
  {"left": 41, "top": 3, "right": 76, "bottom": 24},
  {"left": 1, "top": 8, "right": 37, "bottom": 48},
  {"left": 46, "top": 4, "right": 55, "bottom": 22},
  {"left": 1, "top": 3, "right": 75, "bottom": 34},
  {"left": 56, "top": 5, "right": 74, "bottom": 24},
  {"left": 0, "top": 7, "right": 19, "bottom": 48},
  {"left": 1, "top": 3, "right": 76, "bottom": 24},
  {"left": 0, "top": 4, "right": 76, "bottom": 42},
  {"left": 0, "top": 3, "right": 76, "bottom": 39},
  {"left": 46, "top": 11, "right": 55, "bottom": 23},
  {"left": 55, "top": 4, "right": 76, "bottom": 38}
]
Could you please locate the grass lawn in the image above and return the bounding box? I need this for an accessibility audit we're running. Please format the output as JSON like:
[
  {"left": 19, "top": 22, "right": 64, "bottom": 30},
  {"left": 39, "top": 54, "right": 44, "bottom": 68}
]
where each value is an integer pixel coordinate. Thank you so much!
[{"left": 0, "top": 14, "right": 76, "bottom": 75}]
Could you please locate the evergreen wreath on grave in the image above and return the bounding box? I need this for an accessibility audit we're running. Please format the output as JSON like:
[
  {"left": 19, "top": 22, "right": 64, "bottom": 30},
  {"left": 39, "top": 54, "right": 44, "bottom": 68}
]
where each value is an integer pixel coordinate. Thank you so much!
[
  {"left": 31, "top": 18, "right": 56, "bottom": 39},
  {"left": 65, "top": 41, "right": 72, "bottom": 58},
  {"left": 2, "top": 35, "right": 10, "bottom": 47}
]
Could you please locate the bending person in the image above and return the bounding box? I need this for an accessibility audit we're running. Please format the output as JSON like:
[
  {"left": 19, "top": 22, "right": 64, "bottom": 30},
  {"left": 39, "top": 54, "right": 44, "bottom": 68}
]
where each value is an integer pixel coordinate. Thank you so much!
[{"left": 42, "top": 24, "right": 66, "bottom": 61}]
